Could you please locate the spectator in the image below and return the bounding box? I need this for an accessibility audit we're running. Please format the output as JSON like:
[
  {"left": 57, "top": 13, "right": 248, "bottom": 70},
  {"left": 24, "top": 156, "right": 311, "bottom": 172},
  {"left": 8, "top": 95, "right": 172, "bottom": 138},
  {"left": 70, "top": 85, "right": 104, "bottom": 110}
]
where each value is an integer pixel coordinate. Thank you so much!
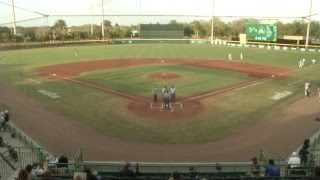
[
  {"left": 84, "top": 167, "right": 98, "bottom": 180},
  {"left": 17, "top": 169, "right": 29, "bottom": 180},
  {"left": 73, "top": 172, "right": 85, "bottom": 180},
  {"left": 250, "top": 157, "right": 260, "bottom": 177},
  {"left": 25, "top": 164, "right": 37, "bottom": 180},
  {"left": 299, "top": 139, "right": 310, "bottom": 165},
  {"left": 57, "top": 153, "right": 68, "bottom": 168},
  {"left": 43, "top": 169, "right": 53, "bottom": 180},
  {"left": 119, "top": 162, "right": 135, "bottom": 178},
  {"left": 188, "top": 166, "right": 198, "bottom": 179},
  {"left": 308, "top": 165, "right": 320, "bottom": 180},
  {"left": 46, "top": 156, "right": 58, "bottom": 168},
  {"left": 0, "top": 110, "right": 10, "bottom": 131},
  {"left": 265, "top": 159, "right": 280, "bottom": 177},
  {"left": 214, "top": 163, "right": 223, "bottom": 177},
  {"left": 169, "top": 171, "right": 181, "bottom": 180},
  {"left": 74, "top": 172, "right": 84, "bottom": 180},
  {"left": 286, "top": 152, "right": 301, "bottom": 175},
  {"left": 34, "top": 163, "right": 44, "bottom": 176}
]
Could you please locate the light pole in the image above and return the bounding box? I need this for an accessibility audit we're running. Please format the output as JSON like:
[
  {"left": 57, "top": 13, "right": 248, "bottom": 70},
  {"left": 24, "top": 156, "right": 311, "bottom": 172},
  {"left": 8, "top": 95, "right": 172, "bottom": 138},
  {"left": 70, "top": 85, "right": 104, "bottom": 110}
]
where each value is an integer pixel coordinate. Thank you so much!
[
  {"left": 101, "top": 0, "right": 105, "bottom": 40},
  {"left": 211, "top": 0, "right": 214, "bottom": 43},
  {"left": 305, "top": 0, "right": 312, "bottom": 48},
  {"left": 11, "top": 0, "right": 17, "bottom": 35}
]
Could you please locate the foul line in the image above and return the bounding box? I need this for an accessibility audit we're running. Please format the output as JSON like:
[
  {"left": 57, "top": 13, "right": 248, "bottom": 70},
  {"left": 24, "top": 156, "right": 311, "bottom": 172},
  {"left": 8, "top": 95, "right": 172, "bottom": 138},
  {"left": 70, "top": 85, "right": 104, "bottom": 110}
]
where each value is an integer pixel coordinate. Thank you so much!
[
  {"left": 21, "top": 66, "right": 152, "bottom": 103},
  {"left": 182, "top": 64, "right": 319, "bottom": 103},
  {"left": 57, "top": 75, "right": 151, "bottom": 103},
  {"left": 28, "top": 78, "right": 42, "bottom": 84},
  {"left": 287, "top": 80, "right": 303, "bottom": 86}
]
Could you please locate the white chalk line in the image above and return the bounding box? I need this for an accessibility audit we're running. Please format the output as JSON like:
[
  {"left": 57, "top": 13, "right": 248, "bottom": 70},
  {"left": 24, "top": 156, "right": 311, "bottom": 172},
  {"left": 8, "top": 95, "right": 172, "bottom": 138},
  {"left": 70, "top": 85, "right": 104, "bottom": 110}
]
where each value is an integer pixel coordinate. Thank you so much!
[
  {"left": 22, "top": 63, "right": 318, "bottom": 105},
  {"left": 287, "top": 80, "right": 303, "bottom": 86},
  {"left": 21, "top": 66, "right": 152, "bottom": 103},
  {"left": 57, "top": 75, "right": 151, "bottom": 103},
  {"left": 28, "top": 78, "right": 42, "bottom": 84},
  {"left": 182, "top": 64, "right": 319, "bottom": 103}
]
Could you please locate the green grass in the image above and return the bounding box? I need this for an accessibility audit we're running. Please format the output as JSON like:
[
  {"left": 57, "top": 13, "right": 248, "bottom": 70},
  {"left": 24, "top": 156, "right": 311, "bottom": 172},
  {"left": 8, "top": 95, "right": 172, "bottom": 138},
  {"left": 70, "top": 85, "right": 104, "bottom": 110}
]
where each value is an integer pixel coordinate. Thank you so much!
[
  {"left": 1, "top": 44, "right": 319, "bottom": 143},
  {"left": 79, "top": 64, "right": 256, "bottom": 98}
]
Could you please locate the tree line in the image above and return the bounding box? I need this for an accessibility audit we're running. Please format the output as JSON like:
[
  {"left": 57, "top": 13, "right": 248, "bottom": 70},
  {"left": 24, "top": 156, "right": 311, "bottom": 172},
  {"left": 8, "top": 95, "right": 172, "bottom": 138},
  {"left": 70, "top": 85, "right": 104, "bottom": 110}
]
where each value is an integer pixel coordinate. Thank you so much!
[{"left": 1, "top": 17, "right": 320, "bottom": 43}]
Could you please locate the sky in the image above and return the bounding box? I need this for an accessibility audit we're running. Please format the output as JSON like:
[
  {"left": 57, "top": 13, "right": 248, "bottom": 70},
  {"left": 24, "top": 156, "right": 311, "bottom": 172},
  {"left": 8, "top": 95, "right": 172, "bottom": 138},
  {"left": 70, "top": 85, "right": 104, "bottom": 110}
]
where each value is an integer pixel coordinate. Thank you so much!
[{"left": 0, "top": 0, "right": 320, "bottom": 27}]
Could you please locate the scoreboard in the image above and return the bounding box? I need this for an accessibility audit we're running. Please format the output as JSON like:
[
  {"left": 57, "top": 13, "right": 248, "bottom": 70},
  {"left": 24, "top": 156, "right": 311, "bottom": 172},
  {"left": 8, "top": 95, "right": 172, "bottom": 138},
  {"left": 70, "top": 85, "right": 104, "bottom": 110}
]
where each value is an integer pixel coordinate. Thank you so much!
[{"left": 246, "top": 24, "right": 277, "bottom": 42}]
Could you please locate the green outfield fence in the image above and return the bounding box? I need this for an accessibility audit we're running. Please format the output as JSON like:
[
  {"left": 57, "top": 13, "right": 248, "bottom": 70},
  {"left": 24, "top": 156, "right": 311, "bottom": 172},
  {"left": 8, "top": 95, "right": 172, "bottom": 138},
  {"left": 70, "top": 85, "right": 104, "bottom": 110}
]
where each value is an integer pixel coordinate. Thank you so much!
[{"left": 2, "top": 39, "right": 320, "bottom": 52}]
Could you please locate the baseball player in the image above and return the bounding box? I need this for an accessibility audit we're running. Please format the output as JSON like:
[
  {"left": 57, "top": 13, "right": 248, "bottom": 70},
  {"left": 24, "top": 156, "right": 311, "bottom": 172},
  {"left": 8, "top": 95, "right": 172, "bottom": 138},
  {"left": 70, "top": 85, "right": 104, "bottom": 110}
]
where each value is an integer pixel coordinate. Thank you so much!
[
  {"left": 170, "top": 85, "right": 177, "bottom": 102},
  {"left": 75, "top": 50, "right": 78, "bottom": 56},
  {"left": 228, "top": 53, "right": 232, "bottom": 61},
  {"left": 305, "top": 82, "right": 310, "bottom": 97},
  {"left": 240, "top": 53, "right": 243, "bottom": 60},
  {"left": 299, "top": 60, "right": 303, "bottom": 68},
  {"left": 152, "top": 86, "right": 158, "bottom": 104},
  {"left": 312, "top": 59, "right": 316, "bottom": 64},
  {"left": 302, "top": 59, "right": 305, "bottom": 67}
]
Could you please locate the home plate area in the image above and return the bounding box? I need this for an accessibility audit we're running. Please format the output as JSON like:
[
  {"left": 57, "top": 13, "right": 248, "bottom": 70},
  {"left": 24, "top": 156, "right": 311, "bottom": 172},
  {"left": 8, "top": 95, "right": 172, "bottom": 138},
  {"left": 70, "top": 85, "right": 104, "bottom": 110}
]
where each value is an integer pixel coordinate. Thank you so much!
[{"left": 150, "top": 102, "right": 183, "bottom": 112}]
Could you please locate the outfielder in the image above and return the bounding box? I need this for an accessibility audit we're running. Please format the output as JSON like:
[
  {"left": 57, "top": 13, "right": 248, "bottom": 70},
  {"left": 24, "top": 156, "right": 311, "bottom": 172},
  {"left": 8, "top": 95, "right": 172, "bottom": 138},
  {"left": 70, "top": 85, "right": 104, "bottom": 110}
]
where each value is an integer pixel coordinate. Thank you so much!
[
  {"left": 228, "top": 53, "right": 232, "bottom": 61},
  {"left": 312, "top": 59, "right": 316, "bottom": 64},
  {"left": 240, "top": 53, "right": 243, "bottom": 60},
  {"left": 75, "top": 50, "right": 78, "bottom": 56}
]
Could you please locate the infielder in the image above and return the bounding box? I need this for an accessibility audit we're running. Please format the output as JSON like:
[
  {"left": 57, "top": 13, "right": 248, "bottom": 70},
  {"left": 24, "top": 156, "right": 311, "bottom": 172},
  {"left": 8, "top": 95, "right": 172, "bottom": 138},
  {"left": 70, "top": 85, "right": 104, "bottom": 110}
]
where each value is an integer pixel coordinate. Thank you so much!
[
  {"left": 228, "top": 53, "right": 232, "bottom": 61},
  {"left": 302, "top": 58, "right": 305, "bottom": 67}
]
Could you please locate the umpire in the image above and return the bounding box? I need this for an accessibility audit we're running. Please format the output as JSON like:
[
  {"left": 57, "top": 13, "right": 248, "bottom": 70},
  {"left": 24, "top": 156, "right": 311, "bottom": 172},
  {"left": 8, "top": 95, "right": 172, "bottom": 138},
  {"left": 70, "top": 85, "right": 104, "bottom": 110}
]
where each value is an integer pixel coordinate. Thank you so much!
[{"left": 163, "top": 91, "right": 170, "bottom": 109}]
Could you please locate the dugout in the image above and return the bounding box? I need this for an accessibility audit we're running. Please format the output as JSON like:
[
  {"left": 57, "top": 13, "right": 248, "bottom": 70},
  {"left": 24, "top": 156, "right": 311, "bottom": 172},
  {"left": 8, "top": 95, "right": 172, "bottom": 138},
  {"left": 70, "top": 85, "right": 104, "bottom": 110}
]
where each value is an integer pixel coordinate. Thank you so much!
[{"left": 140, "top": 24, "right": 184, "bottom": 39}]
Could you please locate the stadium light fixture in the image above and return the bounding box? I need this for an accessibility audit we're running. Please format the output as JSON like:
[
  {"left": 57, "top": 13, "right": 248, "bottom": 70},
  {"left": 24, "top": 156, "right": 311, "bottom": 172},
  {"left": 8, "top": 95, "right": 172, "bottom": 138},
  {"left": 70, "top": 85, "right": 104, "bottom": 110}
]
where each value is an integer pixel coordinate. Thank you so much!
[{"left": 305, "top": 0, "right": 312, "bottom": 48}]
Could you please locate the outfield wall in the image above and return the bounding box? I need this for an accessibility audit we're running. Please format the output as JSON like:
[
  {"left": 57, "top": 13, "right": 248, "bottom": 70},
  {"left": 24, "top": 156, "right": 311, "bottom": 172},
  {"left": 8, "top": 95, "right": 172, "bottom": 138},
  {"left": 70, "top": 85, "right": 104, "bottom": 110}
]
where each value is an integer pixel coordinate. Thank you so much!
[{"left": 113, "top": 39, "right": 320, "bottom": 52}]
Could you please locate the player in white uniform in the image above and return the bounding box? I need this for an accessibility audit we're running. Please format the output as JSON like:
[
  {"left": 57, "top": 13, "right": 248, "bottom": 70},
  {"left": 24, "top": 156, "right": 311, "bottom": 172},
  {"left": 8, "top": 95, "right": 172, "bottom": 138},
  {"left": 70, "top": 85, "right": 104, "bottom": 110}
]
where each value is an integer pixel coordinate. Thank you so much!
[
  {"left": 228, "top": 54, "right": 232, "bottom": 61},
  {"left": 240, "top": 53, "right": 243, "bottom": 60},
  {"left": 298, "top": 60, "right": 303, "bottom": 68},
  {"left": 305, "top": 82, "right": 310, "bottom": 96},
  {"left": 312, "top": 59, "right": 316, "bottom": 64}
]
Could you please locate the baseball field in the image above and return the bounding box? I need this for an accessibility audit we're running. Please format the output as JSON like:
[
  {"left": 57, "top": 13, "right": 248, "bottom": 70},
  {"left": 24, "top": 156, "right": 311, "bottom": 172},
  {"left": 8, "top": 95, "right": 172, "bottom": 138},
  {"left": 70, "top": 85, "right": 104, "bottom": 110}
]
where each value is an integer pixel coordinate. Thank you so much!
[{"left": 1, "top": 43, "right": 320, "bottom": 161}]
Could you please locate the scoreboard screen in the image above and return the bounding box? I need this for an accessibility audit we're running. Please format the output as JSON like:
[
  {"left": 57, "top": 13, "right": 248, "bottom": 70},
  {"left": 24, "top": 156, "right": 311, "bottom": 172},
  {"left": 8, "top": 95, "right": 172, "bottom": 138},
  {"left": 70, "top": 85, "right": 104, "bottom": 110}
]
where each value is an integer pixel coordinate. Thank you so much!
[{"left": 246, "top": 24, "right": 277, "bottom": 42}]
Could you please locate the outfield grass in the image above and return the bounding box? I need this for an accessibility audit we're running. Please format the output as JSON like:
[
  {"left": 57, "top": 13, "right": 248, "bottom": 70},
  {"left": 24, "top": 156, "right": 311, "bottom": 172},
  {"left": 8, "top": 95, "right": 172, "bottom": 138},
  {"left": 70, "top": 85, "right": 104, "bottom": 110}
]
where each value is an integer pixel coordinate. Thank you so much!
[{"left": 1, "top": 44, "right": 319, "bottom": 143}]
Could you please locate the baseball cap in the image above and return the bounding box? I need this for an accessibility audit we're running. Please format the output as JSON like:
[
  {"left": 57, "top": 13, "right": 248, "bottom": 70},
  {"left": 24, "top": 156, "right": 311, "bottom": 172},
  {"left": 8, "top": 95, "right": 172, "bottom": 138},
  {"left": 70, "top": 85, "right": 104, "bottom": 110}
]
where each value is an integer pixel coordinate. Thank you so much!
[
  {"left": 292, "top": 152, "right": 297, "bottom": 157},
  {"left": 251, "top": 157, "right": 257, "bottom": 161}
]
